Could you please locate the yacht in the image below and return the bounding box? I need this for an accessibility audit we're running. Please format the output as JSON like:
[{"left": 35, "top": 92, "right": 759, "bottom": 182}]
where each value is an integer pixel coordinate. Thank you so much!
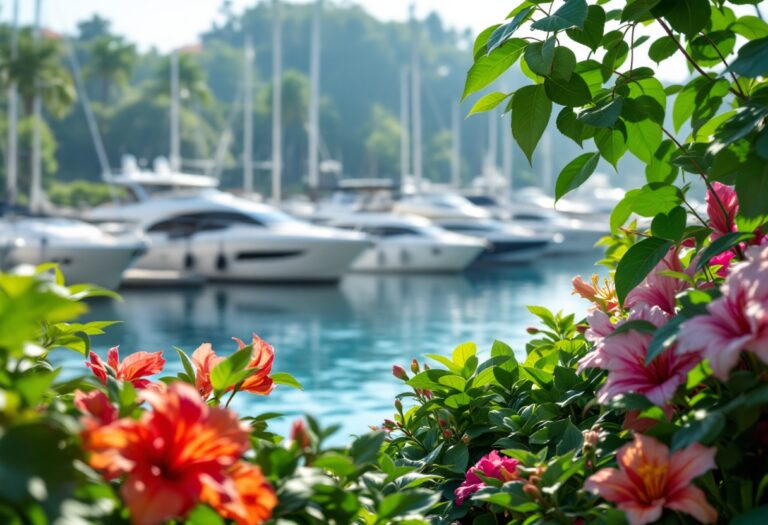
[
  {"left": 323, "top": 214, "right": 486, "bottom": 272},
  {"left": 464, "top": 195, "right": 607, "bottom": 255},
  {"left": 0, "top": 215, "right": 147, "bottom": 289},
  {"left": 87, "top": 168, "right": 371, "bottom": 282},
  {"left": 393, "top": 193, "right": 491, "bottom": 221},
  {"left": 434, "top": 219, "right": 553, "bottom": 264}
]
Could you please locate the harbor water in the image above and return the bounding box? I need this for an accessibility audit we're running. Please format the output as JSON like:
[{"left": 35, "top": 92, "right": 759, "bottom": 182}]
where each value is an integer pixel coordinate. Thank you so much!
[{"left": 54, "top": 254, "right": 601, "bottom": 442}]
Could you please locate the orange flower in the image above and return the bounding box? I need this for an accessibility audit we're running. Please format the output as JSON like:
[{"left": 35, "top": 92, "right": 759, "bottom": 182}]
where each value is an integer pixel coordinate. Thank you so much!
[
  {"left": 202, "top": 462, "right": 277, "bottom": 525},
  {"left": 86, "top": 346, "right": 165, "bottom": 389},
  {"left": 585, "top": 434, "right": 717, "bottom": 525},
  {"left": 84, "top": 382, "right": 253, "bottom": 525},
  {"left": 191, "top": 343, "right": 223, "bottom": 398},
  {"left": 234, "top": 334, "right": 275, "bottom": 395},
  {"left": 74, "top": 389, "right": 118, "bottom": 430}
]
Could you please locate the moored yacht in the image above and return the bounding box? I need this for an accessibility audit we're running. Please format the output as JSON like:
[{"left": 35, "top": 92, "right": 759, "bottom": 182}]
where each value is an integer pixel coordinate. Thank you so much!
[
  {"left": 393, "top": 192, "right": 491, "bottom": 220},
  {"left": 434, "top": 219, "right": 553, "bottom": 264},
  {"left": 87, "top": 168, "right": 371, "bottom": 282},
  {"left": 323, "top": 213, "right": 485, "bottom": 272}
]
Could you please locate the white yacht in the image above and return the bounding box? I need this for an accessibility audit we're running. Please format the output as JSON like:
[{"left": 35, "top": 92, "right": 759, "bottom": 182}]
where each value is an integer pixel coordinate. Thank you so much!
[
  {"left": 464, "top": 195, "right": 607, "bottom": 255},
  {"left": 0, "top": 215, "right": 147, "bottom": 289},
  {"left": 393, "top": 193, "right": 491, "bottom": 221},
  {"left": 87, "top": 168, "right": 371, "bottom": 282},
  {"left": 323, "top": 214, "right": 486, "bottom": 272},
  {"left": 434, "top": 219, "right": 553, "bottom": 264}
]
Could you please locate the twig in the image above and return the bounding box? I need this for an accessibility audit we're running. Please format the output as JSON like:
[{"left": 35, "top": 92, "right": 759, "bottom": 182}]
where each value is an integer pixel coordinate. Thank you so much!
[{"left": 699, "top": 32, "right": 746, "bottom": 99}]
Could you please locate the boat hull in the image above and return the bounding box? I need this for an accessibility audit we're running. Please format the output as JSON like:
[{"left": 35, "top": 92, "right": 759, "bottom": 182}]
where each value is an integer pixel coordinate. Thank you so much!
[
  {"left": 475, "top": 239, "right": 550, "bottom": 264},
  {"left": 349, "top": 241, "right": 483, "bottom": 273}
]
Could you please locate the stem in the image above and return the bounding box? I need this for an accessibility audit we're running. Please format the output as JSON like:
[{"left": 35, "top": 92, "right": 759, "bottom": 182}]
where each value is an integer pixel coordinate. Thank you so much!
[
  {"left": 630, "top": 25, "right": 635, "bottom": 72},
  {"left": 224, "top": 384, "right": 240, "bottom": 408},
  {"left": 699, "top": 32, "right": 746, "bottom": 99},
  {"left": 655, "top": 17, "right": 746, "bottom": 101}
]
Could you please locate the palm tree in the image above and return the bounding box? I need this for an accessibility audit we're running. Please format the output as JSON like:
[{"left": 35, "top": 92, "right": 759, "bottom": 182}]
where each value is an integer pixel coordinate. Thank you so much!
[
  {"left": 83, "top": 35, "right": 136, "bottom": 103},
  {"left": 152, "top": 51, "right": 211, "bottom": 106},
  {"left": 0, "top": 27, "right": 75, "bottom": 118}
]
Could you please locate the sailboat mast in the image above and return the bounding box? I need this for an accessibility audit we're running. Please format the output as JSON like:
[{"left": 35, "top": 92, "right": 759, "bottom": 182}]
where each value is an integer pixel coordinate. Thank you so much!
[
  {"left": 502, "top": 111, "right": 513, "bottom": 202},
  {"left": 542, "top": 127, "right": 553, "bottom": 195},
  {"left": 308, "top": 0, "right": 322, "bottom": 201},
  {"left": 399, "top": 67, "right": 410, "bottom": 188},
  {"left": 170, "top": 51, "right": 181, "bottom": 171},
  {"left": 30, "top": 0, "right": 44, "bottom": 214},
  {"left": 409, "top": 4, "right": 422, "bottom": 194},
  {"left": 271, "top": 0, "right": 283, "bottom": 203},
  {"left": 451, "top": 103, "right": 460, "bottom": 188},
  {"left": 243, "top": 37, "right": 254, "bottom": 193},
  {"left": 5, "top": 0, "right": 19, "bottom": 207}
]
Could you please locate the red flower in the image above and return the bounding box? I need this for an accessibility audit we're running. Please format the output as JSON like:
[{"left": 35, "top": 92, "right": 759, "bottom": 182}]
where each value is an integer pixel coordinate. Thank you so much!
[
  {"left": 585, "top": 435, "right": 716, "bottom": 525},
  {"left": 191, "top": 343, "right": 223, "bottom": 398},
  {"left": 86, "top": 347, "right": 165, "bottom": 389},
  {"left": 234, "top": 335, "right": 275, "bottom": 395},
  {"left": 202, "top": 462, "right": 277, "bottom": 525},
  {"left": 84, "top": 382, "right": 259, "bottom": 525},
  {"left": 454, "top": 450, "right": 520, "bottom": 505},
  {"left": 75, "top": 389, "right": 118, "bottom": 429}
]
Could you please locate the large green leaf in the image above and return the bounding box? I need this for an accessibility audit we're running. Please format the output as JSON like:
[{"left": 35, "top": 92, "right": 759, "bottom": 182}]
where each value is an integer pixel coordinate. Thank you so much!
[
  {"left": 648, "top": 35, "right": 678, "bottom": 63},
  {"left": 551, "top": 47, "right": 576, "bottom": 81},
  {"left": 462, "top": 38, "right": 526, "bottom": 100},
  {"left": 210, "top": 347, "right": 254, "bottom": 392},
  {"left": 629, "top": 184, "right": 682, "bottom": 217},
  {"left": 689, "top": 31, "right": 736, "bottom": 68},
  {"left": 696, "top": 232, "right": 757, "bottom": 270},
  {"left": 731, "top": 16, "right": 768, "bottom": 40},
  {"left": 486, "top": 7, "right": 533, "bottom": 54},
  {"left": 651, "top": 206, "right": 687, "bottom": 241},
  {"left": 735, "top": 158, "right": 768, "bottom": 219},
  {"left": 544, "top": 73, "right": 592, "bottom": 106},
  {"left": 578, "top": 97, "right": 623, "bottom": 128},
  {"left": 468, "top": 92, "right": 510, "bottom": 116},
  {"left": 626, "top": 119, "right": 663, "bottom": 164},
  {"left": 621, "top": 0, "right": 662, "bottom": 22},
  {"left": 511, "top": 84, "right": 552, "bottom": 164},
  {"left": 565, "top": 5, "right": 605, "bottom": 51},
  {"left": 656, "top": 0, "right": 711, "bottom": 36},
  {"left": 615, "top": 237, "right": 674, "bottom": 305},
  {"left": 555, "top": 152, "right": 600, "bottom": 201},
  {"left": 594, "top": 126, "right": 627, "bottom": 168},
  {"left": 671, "top": 410, "right": 725, "bottom": 450},
  {"left": 531, "top": 0, "right": 588, "bottom": 32},
  {"left": 473, "top": 24, "right": 501, "bottom": 59},
  {"left": 557, "top": 107, "right": 594, "bottom": 147},
  {"left": 729, "top": 37, "right": 768, "bottom": 78},
  {"left": 524, "top": 38, "right": 556, "bottom": 76}
]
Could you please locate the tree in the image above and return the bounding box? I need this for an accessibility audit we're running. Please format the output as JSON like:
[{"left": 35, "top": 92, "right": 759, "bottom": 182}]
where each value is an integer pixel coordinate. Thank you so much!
[
  {"left": 76, "top": 14, "right": 111, "bottom": 42},
  {"left": 83, "top": 35, "right": 137, "bottom": 103},
  {"left": 364, "top": 104, "right": 400, "bottom": 177},
  {"left": 151, "top": 51, "right": 211, "bottom": 106}
]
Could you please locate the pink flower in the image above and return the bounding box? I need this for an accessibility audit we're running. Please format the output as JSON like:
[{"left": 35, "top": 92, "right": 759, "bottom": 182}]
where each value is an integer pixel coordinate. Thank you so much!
[
  {"left": 454, "top": 450, "right": 520, "bottom": 505},
  {"left": 86, "top": 347, "right": 165, "bottom": 389},
  {"left": 709, "top": 249, "right": 735, "bottom": 278},
  {"left": 677, "top": 245, "right": 768, "bottom": 380},
  {"left": 706, "top": 182, "right": 738, "bottom": 239},
  {"left": 582, "top": 306, "right": 700, "bottom": 406},
  {"left": 585, "top": 434, "right": 717, "bottom": 525},
  {"left": 625, "top": 248, "right": 690, "bottom": 315}
]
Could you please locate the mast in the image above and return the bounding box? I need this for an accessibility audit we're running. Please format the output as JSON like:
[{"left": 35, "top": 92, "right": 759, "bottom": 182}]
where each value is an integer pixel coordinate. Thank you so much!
[
  {"left": 486, "top": 109, "right": 498, "bottom": 194},
  {"left": 271, "top": 0, "right": 283, "bottom": 203},
  {"left": 29, "top": 0, "right": 44, "bottom": 213},
  {"left": 542, "top": 126, "right": 553, "bottom": 195},
  {"left": 409, "top": 4, "right": 422, "bottom": 194},
  {"left": 308, "top": 0, "right": 322, "bottom": 201},
  {"left": 399, "top": 67, "right": 410, "bottom": 188},
  {"left": 502, "top": 110, "right": 513, "bottom": 202},
  {"left": 5, "top": 0, "right": 19, "bottom": 206},
  {"left": 170, "top": 50, "right": 181, "bottom": 171},
  {"left": 451, "top": 103, "right": 460, "bottom": 188},
  {"left": 243, "top": 37, "right": 254, "bottom": 193}
]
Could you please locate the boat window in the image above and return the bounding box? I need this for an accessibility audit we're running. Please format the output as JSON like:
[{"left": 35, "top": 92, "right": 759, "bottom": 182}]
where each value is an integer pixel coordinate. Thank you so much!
[
  {"left": 512, "top": 214, "right": 546, "bottom": 221},
  {"left": 147, "top": 211, "right": 264, "bottom": 237},
  {"left": 466, "top": 196, "right": 498, "bottom": 206},
  {"left": 378, "top": 226, "right": 420, "bottom": 237},
  {"left": 443, "top": 224, "right": 494, "bottom": 233}
]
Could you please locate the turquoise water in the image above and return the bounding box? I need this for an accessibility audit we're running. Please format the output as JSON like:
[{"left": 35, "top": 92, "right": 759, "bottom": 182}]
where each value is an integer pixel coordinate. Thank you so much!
[{"left": 59, "top": 255, "right": 600, "bottom": 441}]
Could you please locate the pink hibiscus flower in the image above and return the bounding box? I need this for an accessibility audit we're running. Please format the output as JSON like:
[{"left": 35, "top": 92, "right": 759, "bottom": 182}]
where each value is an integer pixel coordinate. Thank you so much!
[
  {"left": 454, "top": 450, "right": 520, "bottom": 505},
  {"left": 625, "top": 248, "right": 690, "bottom": 315},
  {"left": 585, "top": 434, "right": 717, "bottom": 525},
  {"left": 582, "top": 306, "right": 700, "bottom": 406},
  {"left": 706, "top": 182, "right": 738, "bottom": 239},
  {"left": 677, "top": 244, "right": 768, "bottom": 380}
]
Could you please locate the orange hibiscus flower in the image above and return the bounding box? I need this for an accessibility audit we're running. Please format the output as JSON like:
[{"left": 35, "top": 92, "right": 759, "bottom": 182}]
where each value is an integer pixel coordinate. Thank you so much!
[
  {"left": 84, "top": 382, "right": 273, "bottom": 525},
  {"left": 191, "top": 342, "right": 224, "bottom": 398},
  {"left": 234, "top": 334, "right": 275, "bottom": 395},
  {"left": 86, "top": 346, "right": 165, "bottom": 389},
  {"left": 202, "top": 462, "right": 277, "bottom": 525}
]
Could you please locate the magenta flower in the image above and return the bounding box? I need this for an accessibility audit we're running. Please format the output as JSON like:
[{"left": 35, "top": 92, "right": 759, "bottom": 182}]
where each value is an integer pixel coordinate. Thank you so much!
[
  {"left": 578, "top": 309, "right": 616, "bottom": 371},
  {"left": 585, "top": 434, "right": 717, "bottom": 525},
  {"left": 454, "top": 450, "right": 520, "bottom": 505},
  {"left": 677, "top": 245, "right": 768, "bottom": 380},
  {"left": 625, "top": 248, "right": 690, "bottom": 315},
  {"left": 583, "top": 306, "right": 700, "bottom": 406},
  {"left": 706, "top": 182, "right": 738, "bottom": 239}
]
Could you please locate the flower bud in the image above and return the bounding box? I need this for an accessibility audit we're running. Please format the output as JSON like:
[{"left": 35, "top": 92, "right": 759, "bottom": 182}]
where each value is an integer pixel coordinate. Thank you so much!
[
  {"left": 392, "top": 365, "right": 409, "bottom": 381},
  {"left": 438, "top": 418, "right": 447, "bottom": 427},
  {"left": 442, "top": 429, "right": 453, "bottom": 440},
  {"left": 410, "top": 359, "right": 420, "bottom": 374},
  {"left": 526, "top": 327, "right": 539, "bottom": 335},
  {"left": 290, "top": 419, "right": 310, "bottom": 449},
  {"left": 461, "top": 433, "right": 470, "bottom": 445},
  {"left": 528, "top": 475, "right": 541, "bottom": 486},
  {"left": 523, "top": 483, "right": 541, "bottom": 499},
  {"left": 394, "top": 399, "right": 403, "bottom": 412},
  {"left": 423, "top": 363, "right": 430, "bottom": 370},
  {"left": 382, "top": 419, "right": 396, "bottom": 431}
]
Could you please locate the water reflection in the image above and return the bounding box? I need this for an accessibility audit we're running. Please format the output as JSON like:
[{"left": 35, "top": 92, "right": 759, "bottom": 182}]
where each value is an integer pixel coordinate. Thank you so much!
[{"left": 62, "top": 256, "right": 600, "bottom": 440}]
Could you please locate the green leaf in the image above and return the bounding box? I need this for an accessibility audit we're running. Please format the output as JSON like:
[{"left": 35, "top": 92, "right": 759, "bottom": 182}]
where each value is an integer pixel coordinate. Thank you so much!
[
  {"left": 551, "top": 47, "right": 577, "bottom": 81},
  {"left": 615, "top": 237, "right": 674, "bottom": 305},
  {"left": 314, "top": 453, "right": 358, "bottom": 476},
  {"left": 557, "top": 421, "right": 584, "bottom": 455},
  {"left": 556, "top": 107, "right": 594, "bottom": 146},
  {"left": 555, "top": 152, "right": 600, "bottom": 201},
  {"left": 735, "top": 159, "right": 768, "bottom": 220},
  {"left": 610, "top": 319, "right": 658, "bottom": 337},
  {"left": 524, "top": 38, "right": 556, "bottom": 76},
  {"left": 648, "top": 35, "right": 678, "bottom": 63},
  {"left": 468, "top": 92, "right": 510, "bottom": 116},
  {"left": 473, "top": 24, "right": 501, "bottom": 59},
  {"left": 511, "top": 84, "right": 552, "bottom": 164},
  {"left": 594, "top": 126, "right": 627, "bottom": 168},
  {"left": 731, "top": 16, "right": 768, "bottom": 40},
  {"left": 443, "top": 443, "right": 469, "bottom": 473},
  {"left": 651, "top": 206, "right": 687, "bottom": 241},
  {"left": 544, "top": 73, "right": 592, "bottom": 107},
  {"left": 210, "top": 347, "right": 253, "bottom": 392},
  {"left": 578, "top": 97, "right": 623, "bottom": 128},
  {"left": 175, "top": 347, "right": 197, "bottom": 383},
  {"left": 377, "top": 490, "right": 441, "bottom": 519},
  {"left": 621, "top": 0, "right": 661, "bottom": 22},
  {"left": 671, "top": 410, "right": 725, "bottom": 450},
  {"left": 566, "top": 5, "right": 605, "bottom": 51},
  {"left": 186, "top": 505, "right": 226, "bottom": 525},
  {"left": 626, "top": 119, "right": 663, "bottom": 164},
  {"left": 270, "top": 372, "right": 303, "bottom": 390},
  {"left": 731, "top": 507, "right": 768, "bottom": 525},
  {"left": 657, "top": 0, "right": 711, "bottom": 36},
  {"left": 486, "top": 7, "right": 533, "bottom": 54},
  {"left": 646, "top": 140, "right": 679, "bottom": 184},
  {"left": 629, "top": 184, "right": 682, "bottom": 217},
  {"left": 696, "top": 232, "right": 757, "bottom": 270},
  {"left": 689, "top": 31, "right": 736, "bottom": 68},
  {"left": 531, "top": 0, "right": 588, "bottom": 32},
  {"left": 729, "top": 37, "right": 768, "bottom": 78},
  {"left": 463, "top": 38, "right": 527, "bottom": 100},
  {"left": 452, "top": 341, "right": 477, "bottom": 367},
  {"left": 350, "top": 431, "right": 386, "bottom": 466},
  {"left": 645, "top": 313, "right": 686, "bottom": 365},
  {"left": 610, "top": 196, "right": 633, "bottom": 233}
]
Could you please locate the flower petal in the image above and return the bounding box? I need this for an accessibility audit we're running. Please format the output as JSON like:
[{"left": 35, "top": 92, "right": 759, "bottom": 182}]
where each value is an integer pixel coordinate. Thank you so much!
[
  {"left": 668, "top": 443, "right": 716, "bottom": 489},
  {"left": 666, "top": 485, "right": 717, "bottom": 524}
]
